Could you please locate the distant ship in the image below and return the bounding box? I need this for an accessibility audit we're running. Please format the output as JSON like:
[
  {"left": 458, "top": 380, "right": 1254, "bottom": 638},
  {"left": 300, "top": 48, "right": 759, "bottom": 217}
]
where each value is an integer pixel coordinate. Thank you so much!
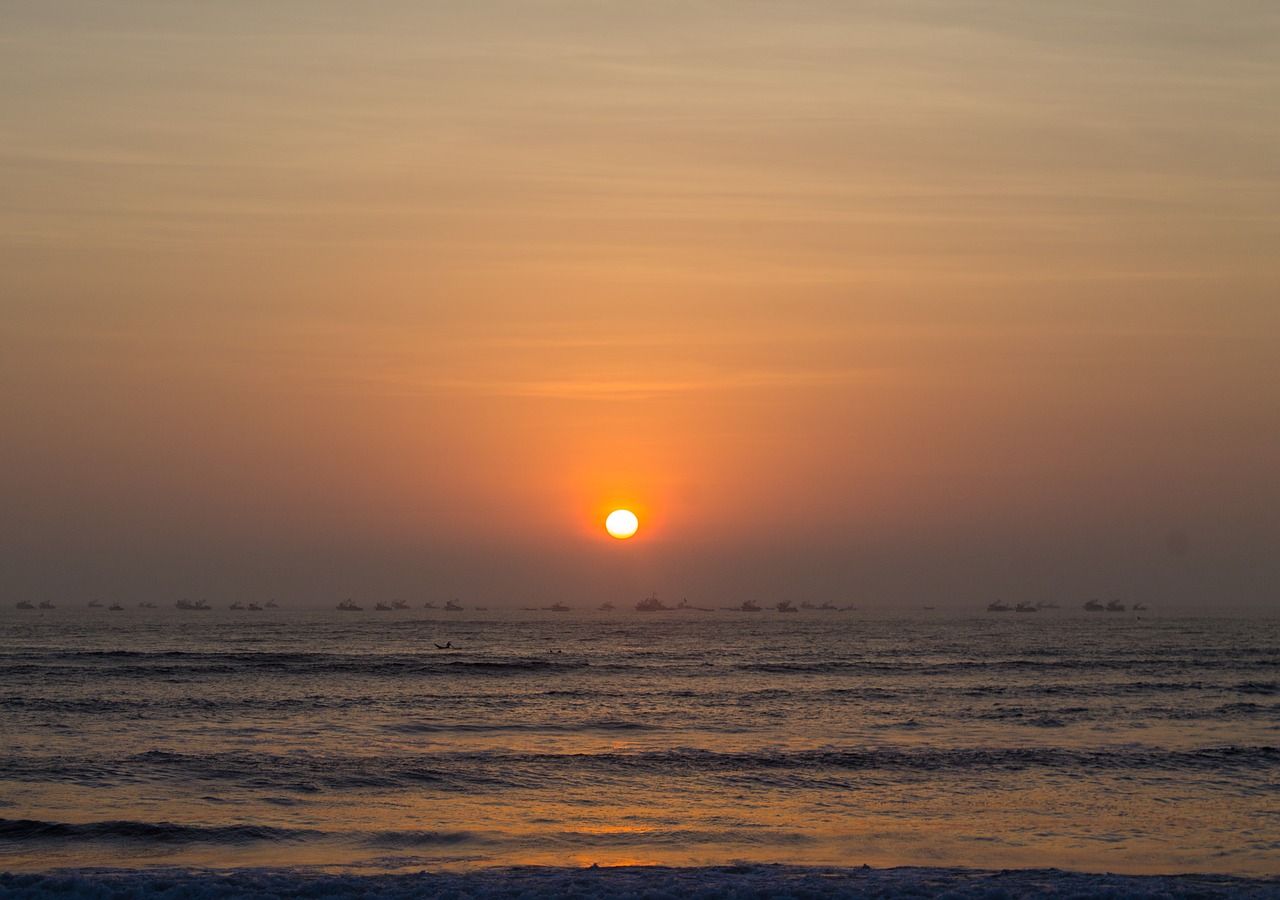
[
  {"left": 1083, "top": 599, "right": 1104, "bottom": 612},
  {"left": 337, "top": 599, "right": 362, "bottom": 611},
  {"left": 636, "top": 593, "right": 669, "bottom": 612},
  {"left": 727, "top": 600, "right": 762, "bottom": 613},
  {"left": 1106, "top": 599, "right": 1126, "bottom": 612},
  {"left": 15, "top": 601, "right": 34, "bottom": 610},
  {"left": 38, "top": 600, "right": 55, "bottom": 610},
  {"left": 88, "top": 600, "right": 103, "bottom": 608},
  {"left": 391, "top": 600, "right": 410, "bottom": 610},
  {"left": 775, "top": 600, "right": 798, "bottom": 613},
  {"left": 598, "top": 601, "right": 616, "bottom": 611},
  {"left": 543, "top": 602, "right": 571, "bottom": 612},
  {"left": 422, "top": 601, "right": 438, "bottom": 609},
  {"left": 247, "top": 603, "right": 262, "bottom": 612},
  {"left": 987, "top": 601, "right": 1011, "bottom": 612},
  {"left": 108, "top": 603, "right": 124, "bottom": 611},
  {"left": 265, "top": 599, "right": 279, "bottom": 608},
  {"left": 374, "top": 602, "right": 392, "bottom": 611},
  {"left": 1132, "top": 602, "right": 1148, "bottom": 611},
  {"left": 445, "top": 599, "right": 464, "bottom": 611},
  {"left": 1014, "top": 602, "right": 1038, "bottom": 613},
  {"left": 229, "top": 602, "right": 245, "bottom": 610},
  {"left": 138, "top": 602, "right": 156, "bottom": 609}
]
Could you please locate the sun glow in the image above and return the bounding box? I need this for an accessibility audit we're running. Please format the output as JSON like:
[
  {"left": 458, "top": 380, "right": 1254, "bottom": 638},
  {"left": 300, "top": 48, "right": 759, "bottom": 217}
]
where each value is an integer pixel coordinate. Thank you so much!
[{"left": 605, "top": 509, "right": 639, "bottom": 539}]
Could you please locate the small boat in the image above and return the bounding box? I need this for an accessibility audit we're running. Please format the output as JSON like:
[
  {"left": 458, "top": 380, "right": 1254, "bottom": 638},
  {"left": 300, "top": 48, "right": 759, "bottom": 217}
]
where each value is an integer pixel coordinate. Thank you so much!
[
  {"left": 176, "top": 599, "right": 195, "bottom": 610},
  {"left": 88, "top": 599, "right": 103, "bottom": 608},
  {"left": 138, "top": 602, "right": 156, "bottom": 609},
  {"left": 1132, "top": 602, "right": 1148, "bottom": 611},
  {"left": 543, "top": 602, "right": 571, "bottom": 612},
  {"left": 987, "top": 601, "right": 1011, "bottom": 612},
  {"left": 265, "top": 599, "right": 279, "bottom": 608},
  {"left": 247, "top": 603, "right": 262, "bottom": 611},
  {"left": 728, "top": 600, "right": 762, "bottom": 612},
  {"left": 1083, "top": 599, "right": 1104, "bottom": 612},
  {"left": 598, "top": 601, "right": 616, "bottom": 611},
  {"left": 108, "top": 603, "right": 124, "bottom": 611},
  {"left": 38, "top": 600, "right": 55, "bottom": 610},
  {"left": 391, "top": 599, "right": 410, "bottom": 610},
  {"left": 422, "top": 601, "right": 438, "bottom": 609},
  {"left": 193, "top": 600, "right": 211, "bottom": 611},
  {"left": 1014, "top": 602, "right": 1038, "bottom": 613},
  {"left": 775, "top": 600, "right": 798, "bottom": 613},
  {"left": 1106, "top": 599, "right": 1126, "bottom": 612},
  {"left": 374, "top": 602, "right": 393, "bottom": 611},
  {"left": 819, "top": 602, "right": 839, "bottom": 611},
  {"left": 229, "top": 602, "right": 245, "bottom": 610},
  {"left": 15, "top": 601, "right": 35, "bottom": 610},
  {"left": 444, "top": 599, "right": 464, "bottom": 612},
  {"left": 337, "top": 599, "right": 362, "bottom": 611},
  {"left": 636, "top": 593, "right": 669, "bottom": 612}
]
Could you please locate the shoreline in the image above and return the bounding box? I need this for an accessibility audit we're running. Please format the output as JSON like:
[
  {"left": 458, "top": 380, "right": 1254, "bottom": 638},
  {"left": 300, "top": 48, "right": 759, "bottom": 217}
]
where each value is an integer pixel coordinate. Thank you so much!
[{"left": 3, "top": 864, "right": 1279, "bottom": 899}]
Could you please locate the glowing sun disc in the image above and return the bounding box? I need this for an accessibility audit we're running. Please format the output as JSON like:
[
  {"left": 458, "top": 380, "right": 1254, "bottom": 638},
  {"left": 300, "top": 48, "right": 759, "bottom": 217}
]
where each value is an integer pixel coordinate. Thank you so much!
[{"left": 605, "top": 509, "right": 639, "bottom": 539}]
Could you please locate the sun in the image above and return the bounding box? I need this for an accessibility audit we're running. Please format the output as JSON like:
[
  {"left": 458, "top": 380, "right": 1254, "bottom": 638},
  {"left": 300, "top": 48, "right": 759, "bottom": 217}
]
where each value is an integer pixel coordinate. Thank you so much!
[{"left": 605, "top": 509, "right": 639, "bottom": 539}]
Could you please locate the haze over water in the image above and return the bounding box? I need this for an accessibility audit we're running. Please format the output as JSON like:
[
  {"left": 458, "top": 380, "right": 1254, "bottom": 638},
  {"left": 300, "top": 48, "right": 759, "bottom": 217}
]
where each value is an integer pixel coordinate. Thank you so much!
[{"left": 2, "top": 1, "right": 1279, "bottom": 610}]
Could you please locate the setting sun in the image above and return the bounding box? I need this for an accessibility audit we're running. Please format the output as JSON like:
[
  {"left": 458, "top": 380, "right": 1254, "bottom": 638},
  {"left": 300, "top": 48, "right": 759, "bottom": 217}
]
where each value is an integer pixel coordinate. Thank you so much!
[{"left": 605, "top": 509, "right": 639, "bottom": 539}]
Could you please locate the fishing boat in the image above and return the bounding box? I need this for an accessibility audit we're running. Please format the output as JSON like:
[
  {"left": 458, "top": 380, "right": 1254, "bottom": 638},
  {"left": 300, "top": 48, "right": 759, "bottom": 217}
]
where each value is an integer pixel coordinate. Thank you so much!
[
  {"left": 775, "top": 600, "right": 798, "bottom": 613},
  {"left": 987, "top": 601, "right": 1011, "bottom": 612},
  {"left": 15, "top": 601, "right": 34, "bottom": 610},
  {"left": 374, "top": 602, "right": 392, "bottom": 611},
  {"left": 1106, "top": 599, "right": 1126, "bottom": 612},
  {"left": 1014, "top": 602, "right": 1038, "bottom": 613},
  {"left": 636, "top": 593, "right": 669, "bottom": 612},
  {"left": 1083, "top": 599, "right": 1104, "bottom": 611},
  {"left": 543, "top": 602, "right": 571, "bottom": 612},
  {"left": 38, "top": 600, "right": 55, "bottom": 609},
  {"left": 445, "top": 599, "right": 464, "bottom": 611},
  {"left": 337, "top": 599, "right": 362, "bottom": 611}
]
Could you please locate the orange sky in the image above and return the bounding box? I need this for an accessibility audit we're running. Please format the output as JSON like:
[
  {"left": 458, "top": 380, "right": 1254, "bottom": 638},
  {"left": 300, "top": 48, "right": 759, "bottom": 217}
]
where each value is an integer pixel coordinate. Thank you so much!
[{"left": 2, "top": 2, "right": 1278, "bottom": 608}]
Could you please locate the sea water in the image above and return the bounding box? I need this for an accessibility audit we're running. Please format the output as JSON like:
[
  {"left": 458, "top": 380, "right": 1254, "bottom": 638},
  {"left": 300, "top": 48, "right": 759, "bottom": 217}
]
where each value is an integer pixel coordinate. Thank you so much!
[{"left": 1, "top": 606, "right": 1277, "bottom": 895}]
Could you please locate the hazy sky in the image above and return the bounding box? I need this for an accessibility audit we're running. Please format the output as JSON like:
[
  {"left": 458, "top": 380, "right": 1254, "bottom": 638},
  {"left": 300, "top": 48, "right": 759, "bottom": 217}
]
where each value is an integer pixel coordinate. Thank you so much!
[{"left": 3, "top": 1, "right": 1278, "bottom": 610}]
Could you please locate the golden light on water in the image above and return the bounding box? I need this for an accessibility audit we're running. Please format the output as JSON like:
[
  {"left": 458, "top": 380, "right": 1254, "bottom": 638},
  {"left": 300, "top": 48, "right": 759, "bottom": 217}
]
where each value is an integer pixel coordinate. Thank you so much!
[{"left": 605, "top": 509, "right": 639, "bottom": 539}]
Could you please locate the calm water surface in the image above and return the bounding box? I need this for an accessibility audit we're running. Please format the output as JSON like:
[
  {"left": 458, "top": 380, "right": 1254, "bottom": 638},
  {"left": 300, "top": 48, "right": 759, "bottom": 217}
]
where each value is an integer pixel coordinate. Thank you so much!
[{"left": 1, "top": 606, "right": 1276, "bottom": 875}]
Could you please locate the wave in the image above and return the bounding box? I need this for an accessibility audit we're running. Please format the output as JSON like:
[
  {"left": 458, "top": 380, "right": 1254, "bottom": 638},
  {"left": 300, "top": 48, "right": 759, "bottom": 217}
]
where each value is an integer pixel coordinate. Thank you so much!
[
  {"left": 0, "top": 818, "right": 317, "bottom": 845},
  {"left": 2, "top": 864, "right": 1278, "bottom": 898},
  {"left": 3, "top": 745, "right": 1274, "bottom": 796}
]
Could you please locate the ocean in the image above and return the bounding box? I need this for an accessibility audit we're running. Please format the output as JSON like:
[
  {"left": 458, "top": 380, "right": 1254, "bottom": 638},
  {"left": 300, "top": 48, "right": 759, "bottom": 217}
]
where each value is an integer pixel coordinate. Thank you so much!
[{"left": 1, "top": 604, "right": 1277, "bottom": 897}]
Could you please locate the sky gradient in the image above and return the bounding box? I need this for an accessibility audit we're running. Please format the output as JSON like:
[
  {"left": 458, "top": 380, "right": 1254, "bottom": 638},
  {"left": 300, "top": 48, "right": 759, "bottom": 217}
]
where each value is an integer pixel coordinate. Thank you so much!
[{"left": 3, "top": 1, "right": 1278, "bottom": 610}]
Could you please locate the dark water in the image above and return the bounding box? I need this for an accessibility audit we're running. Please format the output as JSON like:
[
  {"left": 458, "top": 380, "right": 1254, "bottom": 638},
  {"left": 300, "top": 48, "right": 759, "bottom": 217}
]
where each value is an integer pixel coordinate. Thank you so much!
[{"left": 1, "top": 606, "right": 1277, "bottom": 876}]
